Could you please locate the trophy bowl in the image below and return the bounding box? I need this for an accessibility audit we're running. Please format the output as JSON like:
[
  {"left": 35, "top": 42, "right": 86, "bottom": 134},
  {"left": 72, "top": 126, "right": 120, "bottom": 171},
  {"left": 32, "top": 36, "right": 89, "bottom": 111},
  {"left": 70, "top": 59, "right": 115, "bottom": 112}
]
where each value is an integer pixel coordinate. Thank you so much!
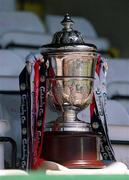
[
  {"left": 48, "top": 52, "right": 96, "bottom": 110},
  {"left": 46, "top": 51, "right": 97, "bottom": 124}
]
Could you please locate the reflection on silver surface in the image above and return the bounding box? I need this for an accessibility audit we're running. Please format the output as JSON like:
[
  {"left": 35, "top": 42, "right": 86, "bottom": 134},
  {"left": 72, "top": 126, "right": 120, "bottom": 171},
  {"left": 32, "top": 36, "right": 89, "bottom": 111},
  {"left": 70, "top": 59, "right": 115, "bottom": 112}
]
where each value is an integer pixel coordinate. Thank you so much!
[
  {"left": 48, "top": 78, "right": 93, "bottom": 109},
  {"left": 47, "top": 52, "right": 97, "bottom": 112}
]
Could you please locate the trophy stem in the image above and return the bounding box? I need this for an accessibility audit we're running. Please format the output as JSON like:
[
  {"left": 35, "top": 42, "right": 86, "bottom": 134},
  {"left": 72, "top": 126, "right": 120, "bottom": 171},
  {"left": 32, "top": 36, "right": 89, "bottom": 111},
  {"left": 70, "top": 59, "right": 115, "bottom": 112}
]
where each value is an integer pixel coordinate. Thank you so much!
[{"left": 63, "top": 108, "right": 77, "bottom": 122}]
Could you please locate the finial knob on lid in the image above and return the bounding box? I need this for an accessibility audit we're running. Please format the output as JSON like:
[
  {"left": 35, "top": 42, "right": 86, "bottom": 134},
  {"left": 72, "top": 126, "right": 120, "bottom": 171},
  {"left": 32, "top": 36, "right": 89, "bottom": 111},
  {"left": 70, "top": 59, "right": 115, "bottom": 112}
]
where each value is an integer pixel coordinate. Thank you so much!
[
  {"left": 61, "top": 13, "right": 74, "bottom": 31},
  {"left": 51, "top": 13, "right": 85, "bottom": 44}
]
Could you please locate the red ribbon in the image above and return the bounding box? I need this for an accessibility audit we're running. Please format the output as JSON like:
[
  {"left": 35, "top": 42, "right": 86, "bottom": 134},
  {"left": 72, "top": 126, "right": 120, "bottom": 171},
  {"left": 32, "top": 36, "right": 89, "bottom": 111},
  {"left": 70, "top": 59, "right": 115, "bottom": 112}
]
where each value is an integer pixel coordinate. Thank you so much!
[
  {"left": 90, "top": 55, "right": 101, "bottom": 121},
  {"left": 32, "top": 60, "right": 47, "bottom": 169}
]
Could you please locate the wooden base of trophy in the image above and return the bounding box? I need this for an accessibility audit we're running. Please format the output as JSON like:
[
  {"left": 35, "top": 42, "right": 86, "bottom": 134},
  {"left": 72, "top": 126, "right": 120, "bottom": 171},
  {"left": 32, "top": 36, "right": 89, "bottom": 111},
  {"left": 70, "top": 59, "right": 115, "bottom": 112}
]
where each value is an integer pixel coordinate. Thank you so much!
[{"left": 42, "top": 131, "right": 104, "bottom": 169}]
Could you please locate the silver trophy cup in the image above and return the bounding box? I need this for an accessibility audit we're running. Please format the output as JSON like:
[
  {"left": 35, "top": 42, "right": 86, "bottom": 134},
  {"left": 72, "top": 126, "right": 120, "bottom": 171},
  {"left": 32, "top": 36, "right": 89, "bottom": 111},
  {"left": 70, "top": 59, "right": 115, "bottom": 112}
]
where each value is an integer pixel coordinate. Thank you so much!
[{"left": 41, "top": 14, "right": 104, "bottom": 168}]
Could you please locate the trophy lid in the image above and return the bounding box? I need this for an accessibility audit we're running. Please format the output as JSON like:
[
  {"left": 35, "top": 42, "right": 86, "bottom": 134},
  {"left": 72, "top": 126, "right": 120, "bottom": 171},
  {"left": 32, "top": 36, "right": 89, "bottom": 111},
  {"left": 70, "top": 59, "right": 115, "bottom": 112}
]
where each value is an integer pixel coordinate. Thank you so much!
[{"left": 41, "top": 13, "right": 97, "bottom": 53}]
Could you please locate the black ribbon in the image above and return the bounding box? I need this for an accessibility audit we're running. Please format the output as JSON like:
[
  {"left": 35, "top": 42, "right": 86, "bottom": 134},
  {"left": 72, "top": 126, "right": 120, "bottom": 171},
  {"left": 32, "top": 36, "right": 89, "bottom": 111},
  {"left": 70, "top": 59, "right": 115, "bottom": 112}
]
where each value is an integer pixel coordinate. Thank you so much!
[
  {"left": 92, "top": 100, "right": 116, "bottom": 161},
  {"left": 36, "top": 62, "right": 47, "bottom": 156},
  {"left": 19, "top": 66, "right": 31, "bottom": 170}
]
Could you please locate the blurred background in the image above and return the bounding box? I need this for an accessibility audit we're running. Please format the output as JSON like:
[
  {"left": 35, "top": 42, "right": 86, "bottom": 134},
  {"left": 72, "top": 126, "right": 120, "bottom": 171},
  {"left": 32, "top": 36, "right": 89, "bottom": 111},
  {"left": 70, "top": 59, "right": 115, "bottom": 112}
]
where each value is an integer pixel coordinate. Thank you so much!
[
  {"left": 16, "top": 0, "right": 129, "bottom": 57},
  {"left": 0, "top": 0, "right": 128, "bottom": 57},
  {"left": 0, "top": 0, "right": 129, "bottom": 169}
]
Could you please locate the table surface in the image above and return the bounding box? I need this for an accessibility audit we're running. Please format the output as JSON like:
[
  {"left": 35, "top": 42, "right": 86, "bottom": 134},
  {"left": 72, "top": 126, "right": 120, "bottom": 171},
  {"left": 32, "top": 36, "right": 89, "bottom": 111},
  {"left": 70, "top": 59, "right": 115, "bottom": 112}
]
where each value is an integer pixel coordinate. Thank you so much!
[{"left": 0, "top": 172, "right": 129, "bottom": 180}]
